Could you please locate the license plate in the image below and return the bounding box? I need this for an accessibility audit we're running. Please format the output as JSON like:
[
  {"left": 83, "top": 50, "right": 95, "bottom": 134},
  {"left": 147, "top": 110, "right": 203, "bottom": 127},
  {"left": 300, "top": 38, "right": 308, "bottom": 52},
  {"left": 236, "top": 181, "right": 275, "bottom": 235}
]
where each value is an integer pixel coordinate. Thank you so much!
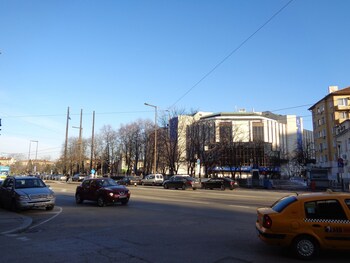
[{"left": 119, "top": 195, "right": 127, "bottom": 198}]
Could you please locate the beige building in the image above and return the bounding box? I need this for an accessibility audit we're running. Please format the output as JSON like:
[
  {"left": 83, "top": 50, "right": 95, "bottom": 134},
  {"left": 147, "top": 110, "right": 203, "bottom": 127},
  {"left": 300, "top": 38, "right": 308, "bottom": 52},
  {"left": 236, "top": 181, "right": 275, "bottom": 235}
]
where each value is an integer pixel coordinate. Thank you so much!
[
  {"left": 309, "top": 86, "right": 350, "bottom": 179},
  {"left": 335, "top": 119, "right": 350, "bottom": 187},
  {"left": 0, "top": 157, "right": 15, "bottom": 166}
]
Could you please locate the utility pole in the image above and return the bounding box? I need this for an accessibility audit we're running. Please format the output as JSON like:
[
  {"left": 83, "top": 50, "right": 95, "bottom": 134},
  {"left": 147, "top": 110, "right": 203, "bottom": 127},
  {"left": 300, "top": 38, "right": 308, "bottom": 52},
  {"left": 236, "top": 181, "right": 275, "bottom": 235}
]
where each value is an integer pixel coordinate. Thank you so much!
[
  {"left": 144, "top": 102, "right": 158, "bottom": 174},
  {"left": 64, "top": 107, "right": 70, "bottom": 176},
  {"left": 90, "top": 110, "right": 95, "bottom": 172},
  {"left": 78, "top": 109, "right": 83, "bottom": 173}
]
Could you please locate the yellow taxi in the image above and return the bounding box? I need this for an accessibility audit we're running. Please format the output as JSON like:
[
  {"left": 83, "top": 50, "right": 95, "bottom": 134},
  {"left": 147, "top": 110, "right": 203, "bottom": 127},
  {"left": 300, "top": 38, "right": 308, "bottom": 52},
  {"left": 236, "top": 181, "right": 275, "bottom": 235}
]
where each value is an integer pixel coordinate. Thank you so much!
[{"left": 256, "top": 190, "right": 350, "bottom": 259}]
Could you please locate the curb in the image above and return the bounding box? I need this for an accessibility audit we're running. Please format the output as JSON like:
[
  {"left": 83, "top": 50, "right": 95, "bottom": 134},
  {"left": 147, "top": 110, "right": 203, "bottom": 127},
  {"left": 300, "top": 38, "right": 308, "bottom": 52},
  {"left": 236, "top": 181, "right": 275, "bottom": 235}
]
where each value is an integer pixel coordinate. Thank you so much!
[{"left": 0, "top": 213, "right": 33, "bottom": 235}]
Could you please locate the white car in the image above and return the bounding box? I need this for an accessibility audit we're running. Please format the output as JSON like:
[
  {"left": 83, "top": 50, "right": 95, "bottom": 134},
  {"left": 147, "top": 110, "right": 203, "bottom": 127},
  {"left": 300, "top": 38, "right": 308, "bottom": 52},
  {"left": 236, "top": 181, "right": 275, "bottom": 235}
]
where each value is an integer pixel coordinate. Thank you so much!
[
  {"left": 142, "top": 174, "right": 164, "bottom": 186},
  {"left": 0, "top": 176, "right": 55, "bottom": 211}
]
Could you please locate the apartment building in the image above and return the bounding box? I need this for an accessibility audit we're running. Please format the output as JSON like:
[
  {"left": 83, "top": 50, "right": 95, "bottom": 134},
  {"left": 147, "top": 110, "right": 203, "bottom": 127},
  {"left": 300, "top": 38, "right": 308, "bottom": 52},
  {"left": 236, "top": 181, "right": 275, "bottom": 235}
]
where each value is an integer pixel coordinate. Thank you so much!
[
  {"left": 309, "top": 86, "right": 350, "bottom": 180},
  {"left": 335, "top": 119, "right": 350, "bottom": 188}
]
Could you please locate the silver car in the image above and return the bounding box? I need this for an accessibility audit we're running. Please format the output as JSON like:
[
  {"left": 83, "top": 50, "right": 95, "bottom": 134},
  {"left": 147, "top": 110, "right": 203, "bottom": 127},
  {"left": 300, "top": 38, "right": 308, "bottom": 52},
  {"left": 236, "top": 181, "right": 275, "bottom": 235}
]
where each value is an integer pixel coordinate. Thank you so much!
[
  {"left": 0, "top": 176, "right": 55, "bottom": 211},
  {"left": 141, "top": 174, "right": 164, "bottom": 186}
]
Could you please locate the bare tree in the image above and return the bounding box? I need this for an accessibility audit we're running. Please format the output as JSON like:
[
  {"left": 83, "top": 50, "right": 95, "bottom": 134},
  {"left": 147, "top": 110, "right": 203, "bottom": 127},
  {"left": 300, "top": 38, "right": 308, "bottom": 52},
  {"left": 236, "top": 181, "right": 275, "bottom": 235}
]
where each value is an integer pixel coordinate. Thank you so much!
[
  {"left": 98, "top": 125, "right": 119, "bottom": 175},
  {"left": 158, "top": 109, "right": 188, "bottom": 175}
]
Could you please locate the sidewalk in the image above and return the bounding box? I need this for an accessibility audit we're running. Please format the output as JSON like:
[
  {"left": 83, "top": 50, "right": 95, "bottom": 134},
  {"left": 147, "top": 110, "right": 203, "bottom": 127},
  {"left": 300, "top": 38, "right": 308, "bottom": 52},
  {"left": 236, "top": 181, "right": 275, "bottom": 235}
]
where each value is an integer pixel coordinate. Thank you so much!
[{"left": 0, "top": 208, "right": 32, "bottom": 235}]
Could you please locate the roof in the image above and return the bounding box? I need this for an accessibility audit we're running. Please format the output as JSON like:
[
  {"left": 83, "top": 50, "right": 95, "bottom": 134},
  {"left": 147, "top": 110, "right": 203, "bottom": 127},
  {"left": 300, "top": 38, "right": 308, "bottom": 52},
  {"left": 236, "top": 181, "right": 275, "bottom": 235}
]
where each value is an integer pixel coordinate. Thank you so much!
[
  {"left": 10, "top": 176, "right": 38, "bottom": 179},
  {"left": 200, "top": 111, "right": 263, "bottom": 120},
  {"left": 295, "top": 190, "right": 350, "bottom": 200},
  {"left": 308, "top": 86, "right": 350, "bottom": 110}
]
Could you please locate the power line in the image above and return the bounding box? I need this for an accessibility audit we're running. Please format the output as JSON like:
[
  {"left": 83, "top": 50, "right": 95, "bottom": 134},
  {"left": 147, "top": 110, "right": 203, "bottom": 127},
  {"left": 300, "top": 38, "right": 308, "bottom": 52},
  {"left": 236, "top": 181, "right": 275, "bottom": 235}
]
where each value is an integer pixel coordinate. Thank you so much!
[
  {"left": 169, "top": 0, "right": 295, "bottom": 108},
  {"left": 270, "top": 103, "right": 313, "bottom": 112}
]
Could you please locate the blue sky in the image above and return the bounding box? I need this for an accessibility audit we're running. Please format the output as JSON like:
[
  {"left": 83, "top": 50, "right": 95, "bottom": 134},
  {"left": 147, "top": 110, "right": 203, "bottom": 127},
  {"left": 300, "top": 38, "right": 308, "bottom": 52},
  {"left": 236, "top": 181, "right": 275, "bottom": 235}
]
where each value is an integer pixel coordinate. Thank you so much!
[{"left": 1, "top": 0, "right": 350, "bottom": 160}]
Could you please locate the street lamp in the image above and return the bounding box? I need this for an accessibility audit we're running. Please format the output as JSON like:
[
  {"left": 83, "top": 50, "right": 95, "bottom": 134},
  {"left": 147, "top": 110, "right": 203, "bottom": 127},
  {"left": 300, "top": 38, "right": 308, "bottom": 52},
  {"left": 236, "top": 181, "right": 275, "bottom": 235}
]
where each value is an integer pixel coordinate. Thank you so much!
[{"left": 144, "top": 102, "right": 158, "bottom": 174}]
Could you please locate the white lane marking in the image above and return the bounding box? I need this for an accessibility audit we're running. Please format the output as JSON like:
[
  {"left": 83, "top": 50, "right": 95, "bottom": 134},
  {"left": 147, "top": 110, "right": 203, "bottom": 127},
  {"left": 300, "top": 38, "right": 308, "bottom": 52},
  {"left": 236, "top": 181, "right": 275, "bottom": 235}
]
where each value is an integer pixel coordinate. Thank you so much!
[
  {"left": 28, "top": 206, "right": 63, "bottom": 230},
  {"left": 17, "top": 236, "right": 30, "bottom": 241},
  {"left": 134, "top": 195, "right": 211, "bottom": 205},
  {"left": 228, "top": 204, "right": 255, "bottom": 210}
]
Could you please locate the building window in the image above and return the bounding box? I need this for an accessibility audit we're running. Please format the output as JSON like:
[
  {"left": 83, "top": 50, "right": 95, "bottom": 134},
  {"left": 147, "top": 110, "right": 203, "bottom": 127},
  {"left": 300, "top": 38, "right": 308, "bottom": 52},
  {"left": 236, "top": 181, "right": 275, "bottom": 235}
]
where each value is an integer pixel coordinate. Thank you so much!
[
  {"left": 319, "top": 143, "right": 323, "bottom": 152},
  {"left": 219, "top": 122, "right": 232, "bottom": 143},
  {"left": 337, "top": 98, "right": 348, "bottom": 106},
  {"left": 252, "top": 122, "right": 264, "bottom": 142},
  {"left": 340, "top": 111, "right": 348, "bottom": 119}
]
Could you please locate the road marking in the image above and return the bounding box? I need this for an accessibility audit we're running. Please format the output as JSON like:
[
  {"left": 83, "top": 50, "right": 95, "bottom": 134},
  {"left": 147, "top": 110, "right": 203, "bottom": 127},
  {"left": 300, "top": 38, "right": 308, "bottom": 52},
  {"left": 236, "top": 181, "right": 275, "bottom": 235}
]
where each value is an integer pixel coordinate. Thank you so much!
[
  {"left": 134, "top": 195, "right": 211, "bottom": 205},
  {"left": 28, "top": 206, "right": 63, "bottom": 230},
  {"left": 17, "top": 236, "right": 30, "bottom": 241},
  {"left": 228, "top": 204, "right": 255, "bottom": 210}
]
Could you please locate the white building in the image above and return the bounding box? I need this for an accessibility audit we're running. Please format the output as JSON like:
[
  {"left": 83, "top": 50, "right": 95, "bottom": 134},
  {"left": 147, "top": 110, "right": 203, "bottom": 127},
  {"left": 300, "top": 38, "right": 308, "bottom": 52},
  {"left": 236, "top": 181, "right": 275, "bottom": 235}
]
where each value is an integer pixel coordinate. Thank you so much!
[{"left": 171, "top": 110, "right": 313, "bottom": 176}]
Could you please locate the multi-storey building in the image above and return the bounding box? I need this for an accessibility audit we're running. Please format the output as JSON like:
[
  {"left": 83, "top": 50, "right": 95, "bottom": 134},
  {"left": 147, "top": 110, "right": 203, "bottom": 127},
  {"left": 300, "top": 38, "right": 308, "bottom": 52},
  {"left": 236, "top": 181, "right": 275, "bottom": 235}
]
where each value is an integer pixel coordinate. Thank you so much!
[
  {"left": 335, "top": 119, "right": 350, "bottom": 189},
  {"left": 309, "top": 86, "right": 350, "bottom": 181},
  {"left": 171, "top": 110, "right": 313, "bottom": 177}
]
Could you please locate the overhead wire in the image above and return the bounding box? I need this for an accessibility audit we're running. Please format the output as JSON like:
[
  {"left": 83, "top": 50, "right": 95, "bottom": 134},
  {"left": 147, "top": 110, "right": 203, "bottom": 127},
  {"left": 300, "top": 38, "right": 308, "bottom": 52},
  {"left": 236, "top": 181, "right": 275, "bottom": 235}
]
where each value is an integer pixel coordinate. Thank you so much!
[{"left": 169, "top": 0, "right": 295, "bottom": 109}]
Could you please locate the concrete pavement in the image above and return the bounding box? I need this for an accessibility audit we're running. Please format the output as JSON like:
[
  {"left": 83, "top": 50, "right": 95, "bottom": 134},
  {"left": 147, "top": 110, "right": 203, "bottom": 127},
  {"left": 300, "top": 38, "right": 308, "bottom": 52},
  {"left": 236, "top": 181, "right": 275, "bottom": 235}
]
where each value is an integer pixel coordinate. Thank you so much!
[{"left": 0, "top": 208, "right": 32, "bottom": 235}]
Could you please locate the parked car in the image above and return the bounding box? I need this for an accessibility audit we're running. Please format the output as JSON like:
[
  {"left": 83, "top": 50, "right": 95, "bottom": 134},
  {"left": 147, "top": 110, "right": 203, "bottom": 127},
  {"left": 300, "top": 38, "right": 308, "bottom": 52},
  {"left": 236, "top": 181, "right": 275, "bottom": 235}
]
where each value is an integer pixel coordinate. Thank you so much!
[
  {"left": 0, "top": 176, "right": 55, "bottom": 211},
  {"left": 142, "top": 174, "right": 164, "bottom": 186},
  {"left": 72, "top": 173, "right": 86, "bottom": 182},
  {"left": 163, "top": 176, "right": 201, "bottom": 190},
  {"left": 110, "top": 175, "right": 125, "bottom": 181},
  {"left": 118, "top": 176, "right": 142, "bottom": 186},
  {"left": 52, "top": 174, "right": 66, "bottom": 181},
  {"left": 201, "top": 177, "right": 237, "bottom": 190},
  {"left": 256, "top": 190, "right": 350, "bottom": 259},
  {"left": 75, "top": 178, "right": 130, "bottom": 207}
]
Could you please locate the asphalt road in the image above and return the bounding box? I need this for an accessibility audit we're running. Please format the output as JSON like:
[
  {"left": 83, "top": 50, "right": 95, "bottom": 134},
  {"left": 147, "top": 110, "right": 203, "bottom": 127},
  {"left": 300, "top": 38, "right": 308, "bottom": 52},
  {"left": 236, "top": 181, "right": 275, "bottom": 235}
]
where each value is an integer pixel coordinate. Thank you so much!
[{"left": 0, "top": 182, "right": 348, "bottom": 263}]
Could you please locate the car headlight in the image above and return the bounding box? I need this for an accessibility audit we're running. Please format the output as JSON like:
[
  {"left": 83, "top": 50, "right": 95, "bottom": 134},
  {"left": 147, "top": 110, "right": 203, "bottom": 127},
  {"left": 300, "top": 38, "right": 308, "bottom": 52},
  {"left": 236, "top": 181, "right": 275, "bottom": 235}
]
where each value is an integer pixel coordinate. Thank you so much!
[
  {"left": 109, "top": 192, "right": 114, "bottom": 197},
  {"left": 18, "top": 195, "right": 30, "bottom": 201},
  {"left": 47, "top": 194, "right": 55, "bottom": 199}
]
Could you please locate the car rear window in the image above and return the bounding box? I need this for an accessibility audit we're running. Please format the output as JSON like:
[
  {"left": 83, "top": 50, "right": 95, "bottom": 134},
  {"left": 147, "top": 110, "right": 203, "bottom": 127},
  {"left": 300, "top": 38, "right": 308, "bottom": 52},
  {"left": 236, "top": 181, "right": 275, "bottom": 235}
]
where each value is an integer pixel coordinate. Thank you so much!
[{"left": 271, "top": 196, "right": 297, "bottom": 213}]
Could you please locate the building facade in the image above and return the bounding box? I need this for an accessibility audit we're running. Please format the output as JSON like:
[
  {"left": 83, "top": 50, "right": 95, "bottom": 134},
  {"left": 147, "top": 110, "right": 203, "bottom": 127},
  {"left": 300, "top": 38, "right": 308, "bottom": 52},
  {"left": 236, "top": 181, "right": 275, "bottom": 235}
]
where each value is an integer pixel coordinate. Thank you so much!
[
  {"left": 335, "top": 119, "right": 350, "bottom": 189},
  {"left": 171, "top": 110, "right": 312, "bottom": 177},
  {"left": 309, "top": 86, "right": 350, "bottom": 181}
]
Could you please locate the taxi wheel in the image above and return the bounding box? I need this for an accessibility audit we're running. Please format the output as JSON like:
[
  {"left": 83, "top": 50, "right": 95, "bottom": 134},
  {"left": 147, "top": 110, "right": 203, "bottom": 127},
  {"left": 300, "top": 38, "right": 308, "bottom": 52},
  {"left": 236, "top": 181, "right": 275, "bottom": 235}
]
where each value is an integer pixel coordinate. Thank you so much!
[{"left": 292, "top": 235, "right": 319, "bottom": 260}]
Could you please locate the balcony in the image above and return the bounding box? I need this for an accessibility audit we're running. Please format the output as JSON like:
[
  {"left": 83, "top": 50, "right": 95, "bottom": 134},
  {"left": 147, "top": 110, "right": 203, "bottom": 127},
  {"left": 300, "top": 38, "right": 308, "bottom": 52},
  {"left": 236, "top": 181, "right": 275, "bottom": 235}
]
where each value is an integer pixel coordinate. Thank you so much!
[{"left": 335, "top": 105, "right": 350, "bottom": 111}]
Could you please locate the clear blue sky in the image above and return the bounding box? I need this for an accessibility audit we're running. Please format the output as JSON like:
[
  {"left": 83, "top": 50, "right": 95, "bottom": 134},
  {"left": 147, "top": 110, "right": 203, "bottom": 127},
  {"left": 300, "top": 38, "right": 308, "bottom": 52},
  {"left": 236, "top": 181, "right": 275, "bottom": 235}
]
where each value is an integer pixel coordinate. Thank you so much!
[{"left": 1, "top": 0, "right": 350, "bottom": 160}]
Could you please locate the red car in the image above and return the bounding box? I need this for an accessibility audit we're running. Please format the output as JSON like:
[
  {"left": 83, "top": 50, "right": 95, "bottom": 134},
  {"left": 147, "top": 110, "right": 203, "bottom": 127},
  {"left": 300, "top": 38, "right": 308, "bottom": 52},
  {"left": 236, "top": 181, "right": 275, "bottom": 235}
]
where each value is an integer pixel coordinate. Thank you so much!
[{"left": 75, "top": 178, "right": 130, "bottom": 207}]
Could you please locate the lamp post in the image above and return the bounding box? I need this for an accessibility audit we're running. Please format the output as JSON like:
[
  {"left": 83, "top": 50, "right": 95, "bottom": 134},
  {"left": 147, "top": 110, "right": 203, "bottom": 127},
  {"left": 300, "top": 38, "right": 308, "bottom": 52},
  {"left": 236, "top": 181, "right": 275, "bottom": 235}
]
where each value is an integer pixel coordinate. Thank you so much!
[{"left": 144, "top": 102, "right": 157, "bottom": 174}]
